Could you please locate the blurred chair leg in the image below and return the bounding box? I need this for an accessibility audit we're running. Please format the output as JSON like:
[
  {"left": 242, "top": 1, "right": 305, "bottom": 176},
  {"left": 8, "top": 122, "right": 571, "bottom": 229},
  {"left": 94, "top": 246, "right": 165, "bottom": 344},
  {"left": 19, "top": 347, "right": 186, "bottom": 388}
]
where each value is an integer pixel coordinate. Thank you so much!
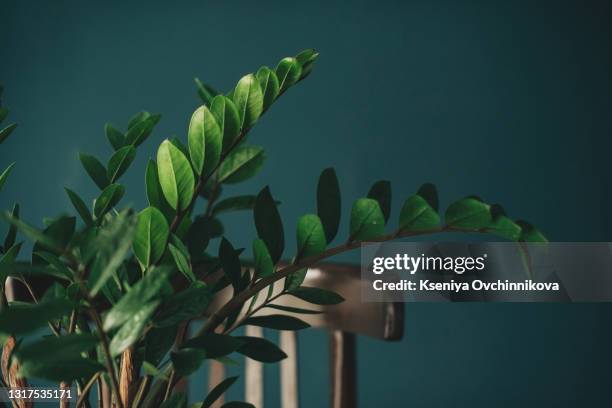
[
  {"left": 280, "top": 330, "right": 299, "bottom": 408},
  {"left": 329, "top": 331, "right": 357, "bottom": 408},
  {"left": 245, "top": 325, "right": 264, "bottom": 408}
]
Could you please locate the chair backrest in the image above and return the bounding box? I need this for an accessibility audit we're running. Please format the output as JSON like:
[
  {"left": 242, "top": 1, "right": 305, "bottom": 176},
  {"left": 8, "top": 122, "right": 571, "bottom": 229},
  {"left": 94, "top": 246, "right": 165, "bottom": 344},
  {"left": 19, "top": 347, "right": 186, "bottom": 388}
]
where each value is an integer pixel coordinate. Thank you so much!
[{"left": 206, "top": 263, "right": 404, "bottom": 408}]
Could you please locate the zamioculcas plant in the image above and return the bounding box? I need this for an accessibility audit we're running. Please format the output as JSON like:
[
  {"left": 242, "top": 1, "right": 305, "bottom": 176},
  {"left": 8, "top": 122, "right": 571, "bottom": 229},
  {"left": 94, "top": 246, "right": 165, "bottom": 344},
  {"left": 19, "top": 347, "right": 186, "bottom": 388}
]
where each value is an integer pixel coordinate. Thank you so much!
[{"left": 0, "top": 50, "right": 545, "bottom": 408}]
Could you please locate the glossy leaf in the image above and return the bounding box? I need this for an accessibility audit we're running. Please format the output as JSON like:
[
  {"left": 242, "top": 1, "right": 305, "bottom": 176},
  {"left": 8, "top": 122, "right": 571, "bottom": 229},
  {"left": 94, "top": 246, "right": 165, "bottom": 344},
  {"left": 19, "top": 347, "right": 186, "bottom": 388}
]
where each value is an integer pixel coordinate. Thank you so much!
[
  {"left": 107, "top": 145, "right": 136, "bottom": 182},
  {"left": 317, "top": 168, "right": 341, "bottom": 243},
  {"left": 217, "top": 146, "right": 265, "bottom": 184},
  {"left": 103, "top": 266, "right": 173, "bottom": 331},
  {"left": 105, "top": 123, "right": 125, "bottom": 150},
  {"left": 233, "top": 73, "right": 263, "bottom": 131},
  {"left": 133, "top": 206, "right": 169, "bottom": 268},
  {"left": 188, "top": 105, "right": 221, "bottom": 175},
  {"left": 79, "top": 153, "right": 109, "bottom": 190},
  {"left": 276, "top": 57, "right": 302, "bottom": 93},
  {"left": 295, "top": 48, "right": 319, "bottom": 79},
  {"left": 157, "top": 139, "right": 195, "bottom": 211},
  {"left": 288, "top": 286, "right": 344, "bottom": 305},
  {"left": 109, "top": 301, "right": 160, "bottom": 357},
  {"left": 93, "top": 183, "right": 125, "bottom": 218},
  {"left": 445, "top": 197, "right": 492, "bottom": 229},
  {"left": 367, "top": 180, "right": 391, "bottom": 223},
  {"left": 168, "top": 235, "right": 196, "bottom": 282},
  {"left": 210, "top": 95, "right": 241, "bottom": 153},
  {"left": 242, "top": 315, "right": 309, "bottom": 330},
  {"left": 256, "top": 66, "right": 280, "bottom": 110},
  {"left": 125, "top": 113, "right": 160, "bottom": 147},
  {"left": 145, "top": 159, "right": 174, "bottom": 219},
  {"left": 0, "top": 123, "right": 17, "bottom": 144},
  {"left": 296, "top": 214, "right": 326, "bottom": 260},
  {"left": 399, "top": 195, "right": 440, "bottom": 232},
  {"left": 349, "top": 198, "right": 385, "bottom": 241},
  {"left": 254, "top": 186, "right": 284, "bottom": 264},
  {"left": 487, "top": 215, "right": 522, "bottom": 241},
  {"left": 0, "top": 162, "right": 15, "bottom": 192},
  {"left": 65, "top": 187, "right": 93, "bottom": 226},
  {"left": 236, "top": 336, "right": 287, "bottom": 363},
  {"left": 252, "top": 238, "right": 273, "bottom": 278}
]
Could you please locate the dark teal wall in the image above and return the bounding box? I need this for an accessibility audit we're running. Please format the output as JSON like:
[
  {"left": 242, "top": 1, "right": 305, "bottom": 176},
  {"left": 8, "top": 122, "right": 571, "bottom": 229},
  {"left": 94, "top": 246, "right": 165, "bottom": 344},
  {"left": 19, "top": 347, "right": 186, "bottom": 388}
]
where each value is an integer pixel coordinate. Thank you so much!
[{"left": 2, "top": 1, "right": 612, "bottom": 406}]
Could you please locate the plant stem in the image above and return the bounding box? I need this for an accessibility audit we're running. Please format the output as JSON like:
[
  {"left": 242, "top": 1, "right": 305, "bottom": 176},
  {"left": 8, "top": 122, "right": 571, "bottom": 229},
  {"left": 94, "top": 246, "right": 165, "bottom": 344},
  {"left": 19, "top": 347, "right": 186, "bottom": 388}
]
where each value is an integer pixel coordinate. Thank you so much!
[{"left": 76, "top": 372, "right": 101, "bottom": 408}]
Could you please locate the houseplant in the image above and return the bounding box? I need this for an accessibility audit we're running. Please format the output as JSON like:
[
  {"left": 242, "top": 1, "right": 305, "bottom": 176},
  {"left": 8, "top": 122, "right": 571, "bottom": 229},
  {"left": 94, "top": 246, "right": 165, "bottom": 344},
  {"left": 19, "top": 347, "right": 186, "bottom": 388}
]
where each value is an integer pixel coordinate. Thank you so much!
[{"left": 0, "top": 50, "right": 545, "bottom": 407}]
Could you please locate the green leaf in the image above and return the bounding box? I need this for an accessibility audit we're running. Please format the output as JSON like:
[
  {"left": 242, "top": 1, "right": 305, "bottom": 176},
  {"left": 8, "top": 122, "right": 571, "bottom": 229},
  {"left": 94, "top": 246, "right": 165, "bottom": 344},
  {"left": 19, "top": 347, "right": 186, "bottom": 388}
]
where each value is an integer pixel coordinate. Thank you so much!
[
  {"left": 195, "top": 78, "right": 219, "bottom": 106},
  {"left": 265, "top": 304, "right": 322, "bottom": 315},
  {"left": 210, "top": 95, "right": 241, "bottom": 153},
  {"left": 88, "top": 210, "right": 137, "bottom": 296},
  {"left": 399, "top": 195, "right": 440, "bottom": 232},
  {"left": 145, "top": 159, "right": 174, "bottom": 220},
  {"left": 445, "top": 197, "right": 492, "bottom": 229},
  {"left": 349, "top": 198, "right": 385, "bottom": 241},
  {"left": 171, "top": 348, "right": 207, "bottom": 377},
  {"left": 133, "top": 207, "right": 169, "bottom": 268},
  {"left": 200, "top": 376, "right": 238, "bottom": 408},
  {"left": 417, "top": 182, "right": 439, "bottom": 212},
  {"left": 219, "top": 238, "right": 242, "bottom": 291},
  {"left": 79, "top": 153, "right": 109, "bottom": 190},
  {"left": 296, "top": 214, "right": 326, "bottom": 260},
  {"left": 188, "top": 105, "right": 221, "bottom": 176},
  {"left": 367, "top": 180, "right": 391, "bottom": 223},
  {"left": 125, "top": 113, "right": 160, "bottom": 147},
  {"left": 0, "top": 243, "right": 23, "bottom": 281},
  {"left": 0, "top": 162, "right": 15, "bottom": 192},
  {"left": 157, "top": 139, "right": 195, "bottom": 211},
  {"left": 154, "top": 282, "right": 211, "bottom": 327},
  {"left": 317, "top": 168, "right": 341, "bottom": 243},
  {"left": 128, "top": 111, "right": 151, "bottom": 129},
  {"left": 65, "top": 188, "right": 93, "bottom": 226},
  {"left": 33, "top": 215, "right": 76, "bottom": 254},
  {"left": 184, "top": 216, "right": 223, "bottom": 258},
  {"left": 275, "top": 57, "right": 302, "bottom": 93},
  {"left": 145, "top": 325, "right": 177, "bottom": 366},
  {"left": 255, "top": 66, "right": 280, "bottom": 111},
  {"left": 3, "top": 203, "right": 19, "bottom": 250},
  {"left": 252, "top": 238, "right": 273, "bottom": 279},
  {"left": 15, "top": 334, "right": 103, "bottom": 382},
  {"left": 242, "top": 315, "right": 309, "bottom": 330},
  {"left": 33, "top": 251, "right": 73, "bottom": 282},
  {"left": 0, "top": 107, "right": 8, "bottom": 123},
  {"left": 287, "top": 287, "right": 344, "bottom": 305},
  {"left": 0, "top": 299, "right": 72, "bottom": 336},
  {"left": 236, "top": 336, "right": 287, "bottom": 363},
  {"left": 110, "top": 301, "right": 160, "bottom": 357},
  {"left": 182, "top": 333, "right": 245, "bottom": 359},
  {"left": 487, "top": 215, "right": 522, "bottom": 241},
  {"left": 295, "top": 48, "right": 319, "bottom": 80},
  {"left": 168, "top": 235, "right": 196, "bottom": 282},
  {"left": 93, "top": 183, "right": 125, "bottom": 218},
  {"left": 103, "top": 266, "right": 173, "bottom": 331},
  {"left": 217, "top": 146, "right": 265, "bottom": 184},
  {"left": 1, "top": 212, "right": 62, "bottom": 252},
  {"left": 105, "top": 123, "right": 125, "bottom": 150},
  {"left": 0, "top": 123, "right": 17, "bottom": 144},
  {"left": 233, "top": 73, "right": 263, "bottom": 131},
  {"left": 107, "top": 145, "right": 136, "bottom": 182},
  {"left": 254, "top": 186, "right": 284, "bottom": 264},
  {"left": 212, "top": 195, "right": 257, "bottom": 216}
]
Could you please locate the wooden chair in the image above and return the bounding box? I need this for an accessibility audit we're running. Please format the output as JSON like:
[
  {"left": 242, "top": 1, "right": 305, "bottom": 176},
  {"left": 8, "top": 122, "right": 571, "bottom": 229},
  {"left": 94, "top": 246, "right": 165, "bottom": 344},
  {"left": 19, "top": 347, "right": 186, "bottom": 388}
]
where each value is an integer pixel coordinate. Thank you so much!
[{"left": 206, "top": 263, "right": 404, "bottom": 408}]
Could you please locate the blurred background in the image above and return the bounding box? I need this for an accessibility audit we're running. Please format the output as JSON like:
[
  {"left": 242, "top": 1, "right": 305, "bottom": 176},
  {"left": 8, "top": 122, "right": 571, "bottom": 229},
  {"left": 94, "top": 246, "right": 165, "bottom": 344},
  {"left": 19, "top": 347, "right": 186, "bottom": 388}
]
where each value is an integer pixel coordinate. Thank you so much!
[{"left": 2, "top": 0, "right": 612, "bottom": 406}]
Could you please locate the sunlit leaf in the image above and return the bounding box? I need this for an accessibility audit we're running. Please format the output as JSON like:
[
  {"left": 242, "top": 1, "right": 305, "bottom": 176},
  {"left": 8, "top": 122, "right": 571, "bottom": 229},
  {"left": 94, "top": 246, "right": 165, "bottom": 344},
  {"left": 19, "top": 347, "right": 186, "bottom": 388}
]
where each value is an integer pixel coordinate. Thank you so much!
[
  {"left": 445, "top": 197, "right": 492, "bottom": 229},
  {"left": 188, "top": 105, "right": 221, "bottom": 176},
  {"left": 276, "top": 57, "right": 302, "bottom": 93},
  {"left": 107, "top": 145, "right": 136, "bottom": 182},
  {"left": 399, "top": 195, "right": 440, "bottom": 232},
  {"left": 296, "top": 214, "right": 326, "bottom": 260},
  {"left": 210, "top": 95, "right": 241, "bottom": 153},
  {"left": 217, "top": 146, "right": 265, "bottom": 184},
  {"left": 233, "top": 74, "right": 263, "bottom": 131},
  {"left": 157, "top": 139, "right": 195, "bottom": 211},
  {"left": 349, "top": 198, "right": 384, "bottom": 241},
  {"left": 133, "top": 206, "right": 169, "bottom": 268},
  {"left": 255, "top": 66, "right": 280, "bottom": 111}
]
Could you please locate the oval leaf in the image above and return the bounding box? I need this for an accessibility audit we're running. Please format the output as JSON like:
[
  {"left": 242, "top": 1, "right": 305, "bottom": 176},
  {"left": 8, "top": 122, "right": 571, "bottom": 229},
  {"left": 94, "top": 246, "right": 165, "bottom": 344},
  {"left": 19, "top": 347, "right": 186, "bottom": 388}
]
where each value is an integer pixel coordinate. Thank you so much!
[
  {"left": 275, "top": 57, "right": 302, "bottom": 93},
  {"left": 93, "top": 183, "right": 125, "bottom": 218},
  {"left": 399, "top": 195, "right": 440, "bottom": 232},
  {"left": 233, "top": 74, "right": 263, "bottom": 131},
  {"left": 296, "top": 214, "right": 326, "bottom": 260},
  {"left": 253, "top": 238, "right": 273, "bottom": 279},
  {"left": 188, "top": 105, "right": 221, "bottom": 175},
  {"left": 236, "top": 336, "right": 287, "bottom": 363},
  {"left": 217, "top": 146, "right": 265, "bottom": 184},
  {"left": 109, "top": 301, "right": 159, "bottom": 357},
  {"left": 133, "top": 206, "right": 170, "bottom": 268},
  {"left": 65, "top": 188, "right": 93, "bottom": 226},
  {"left": 254, "top": 186, "right": 284, "bottom": 264},
  {"left": 210, "top": 95, "right": 241, "bottom": 153},
  {"left": 105, "top": 123, "right": 125, "bottom": 150},
  {"left": 445, "top": 197, "right": 492, "bottom": 229},
  {"left": 255, "top": 66, "right": 280, "bottom": 111},
  {"left": 317, "top": 168, "right": 341, "bottom": 243},
  {"left": 79, "top": 153, "right": 109, "bottom": 190},
  {"left": 349, "top": 198, "right": 384, "bottom": 241},
  {"left": 107, "top": 145, "right": 136, "bottom": 182},
  {"left": 157, "top": 139, "right": 195, "bottom": 211},
  {"left": 287, "top": 286, "right": 344, "bottom": 305},
  {"left": 242, "top": 315, "right": 309, "bottom": 331}
]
